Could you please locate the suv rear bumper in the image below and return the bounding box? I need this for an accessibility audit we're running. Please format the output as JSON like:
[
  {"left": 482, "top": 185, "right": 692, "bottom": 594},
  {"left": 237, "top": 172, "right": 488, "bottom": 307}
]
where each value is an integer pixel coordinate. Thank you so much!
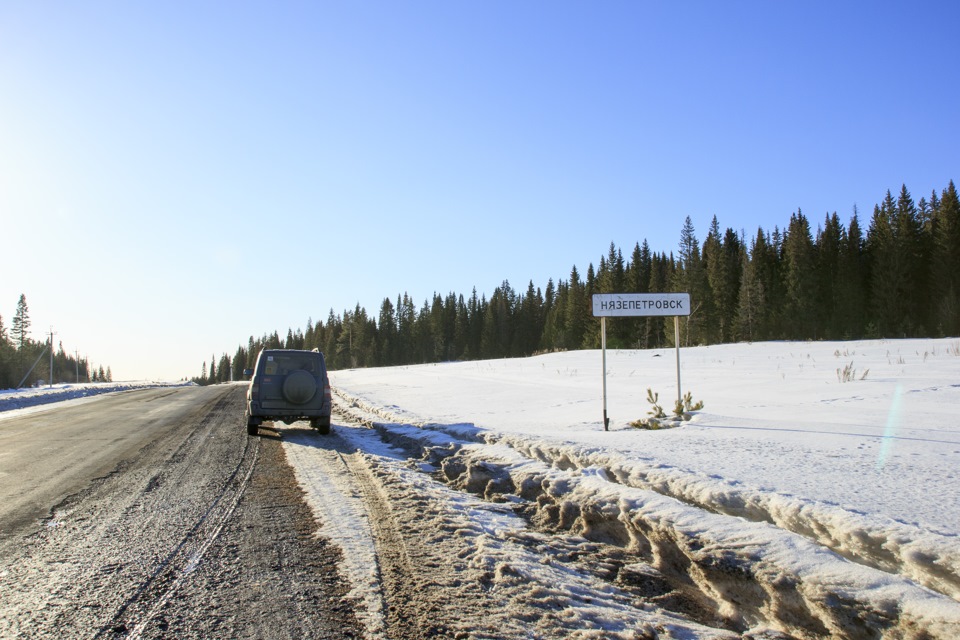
[{"left": 247, "top": 400, "right": 331, "bottom": 421}]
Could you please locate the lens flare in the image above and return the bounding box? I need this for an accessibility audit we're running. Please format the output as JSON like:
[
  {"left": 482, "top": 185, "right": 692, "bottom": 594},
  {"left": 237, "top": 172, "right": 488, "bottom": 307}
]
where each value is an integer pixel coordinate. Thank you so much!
[{"left": 876, "top": 384, "right": 903, "bottom": 470}]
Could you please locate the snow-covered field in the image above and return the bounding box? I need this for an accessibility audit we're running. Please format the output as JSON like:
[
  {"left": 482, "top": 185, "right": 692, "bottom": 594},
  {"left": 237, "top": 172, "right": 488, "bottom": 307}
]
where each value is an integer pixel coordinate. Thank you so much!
[{"left": 312, "top": 338, "right": 960, "bottom": 637}]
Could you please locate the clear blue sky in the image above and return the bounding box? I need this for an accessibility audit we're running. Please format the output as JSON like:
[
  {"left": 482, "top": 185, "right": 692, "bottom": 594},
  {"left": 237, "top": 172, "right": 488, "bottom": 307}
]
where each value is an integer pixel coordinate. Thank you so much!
[{"left": 2, "top": 2, "right": 958, "bottom": 381}]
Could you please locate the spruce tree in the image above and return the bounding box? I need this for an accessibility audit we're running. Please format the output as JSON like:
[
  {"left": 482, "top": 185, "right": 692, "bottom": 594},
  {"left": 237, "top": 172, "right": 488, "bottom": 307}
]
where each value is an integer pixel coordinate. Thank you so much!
[
  {"left": 540, "top": 279, "right": 560, "bottom": 351},
  {"left": 218, "top": 353, "right": 231, "bottom": 382},
  {"left": 867, "top": 197, "right": 894, "bottom": 335},
  {"left": 466, "top": 288, "right": 482, "bottom": 359},
  {"left": 735, "top": 239, "right": 764, "bottom": 341},
  {"left": 895, "top": 185, "right": 926, "bottom": 333},
  {"left": 627, "top": 241, "right": 652, "bottom": 296},
  {"left": 673, "top": 217, "right": 708, "bottom": 345},
  {"left": 513, "top": 281, "right": 542, "bottom": 356},
  {"left": 638, "top": 253, "right": 673, "bottom": 349},
  {"left": 378, "top": 297, "right": 398, "bottom": 365},
  {"left": 715, "top": 227, "right": 743, "bottom": 342},
  {"left": 932, "top": 181, "right": 960, "bottom": 334},
  {"left": 702, "top": 217, "right": 723, "bottom": 343},
  {"left": 551, "top": 281, "right": 570, "bottom": 351},
  {"left": 837, "top": 209, "right": 867, "bottom": 338},
  {"left": 596, "top": 243, "right": 630, "bottom": 346},
  {"left": 623, "top": 241, "right": 650, "bottom": 346},
  {"left": 0, "top": 313, "right": 10, "bottom": 389},
  {"left": 783, "top": 211, "right": 817, "bottom": 339},
  {"left": 428, "top": 293, "right": 448, "bottom": 361},
  {"left": 319, "top": 310, "right": 336, "bottom": 367},
  {"left": 11, "top": 294, "right": 30, "bottom": 351},
  {"left": 868, "top": 188, "right": 923, "bottom": 336},
  {"left": 565, "top": 266, "right": 588, "bottom": 350},
  {"left": 816, "top": 213, "right": 843, "bottom": 338},
  {"left": 232, "top": 345, "right": 248, "bottom": 380},
  {"left": 453, "top": 293, "right": 469, "bottom": 360},
  {"left": 397, "top": 294, "right": 416, "bottom": 364},
  {"left": 645, "top": 253, "right": 671, "bottom": 347}
]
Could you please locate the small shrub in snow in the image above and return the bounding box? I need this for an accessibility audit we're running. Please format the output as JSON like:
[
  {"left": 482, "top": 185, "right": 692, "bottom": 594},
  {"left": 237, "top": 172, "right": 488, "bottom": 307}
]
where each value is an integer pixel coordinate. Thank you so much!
[
  {"left": 646, "top": 388, "right": 666, "bottom": 420},
  {"left": 673, "top": 391, "right": 705, "bottom": 420},
  {"left": 630, "top": 389, "right": 703, "bottom": 429}
]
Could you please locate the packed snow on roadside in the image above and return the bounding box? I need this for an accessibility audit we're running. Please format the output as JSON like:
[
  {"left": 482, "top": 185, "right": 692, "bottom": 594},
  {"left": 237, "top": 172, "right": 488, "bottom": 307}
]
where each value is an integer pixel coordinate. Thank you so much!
[{"left": 307, "top": 338, "right": 960, "bottom": 638}]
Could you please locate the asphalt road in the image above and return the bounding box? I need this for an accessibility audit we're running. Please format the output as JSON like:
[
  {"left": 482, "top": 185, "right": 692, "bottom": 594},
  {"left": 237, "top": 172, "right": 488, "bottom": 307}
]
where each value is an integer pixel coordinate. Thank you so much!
[{"left": 0, "top": 384, "right": 362, "bottom": 639}]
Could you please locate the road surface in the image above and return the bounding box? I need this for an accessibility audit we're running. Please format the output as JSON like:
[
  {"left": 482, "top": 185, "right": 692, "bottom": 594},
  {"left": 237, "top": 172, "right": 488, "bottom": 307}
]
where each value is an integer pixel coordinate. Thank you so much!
[{"left": 0, "top": 385, "right": 362, "bottom": 639}]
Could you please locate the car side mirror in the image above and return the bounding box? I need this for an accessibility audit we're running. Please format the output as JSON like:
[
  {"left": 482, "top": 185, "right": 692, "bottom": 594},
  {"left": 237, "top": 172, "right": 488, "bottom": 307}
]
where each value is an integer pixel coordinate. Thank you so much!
[{"left": 242, "top": 368, "right": 253, "bottom": 378}]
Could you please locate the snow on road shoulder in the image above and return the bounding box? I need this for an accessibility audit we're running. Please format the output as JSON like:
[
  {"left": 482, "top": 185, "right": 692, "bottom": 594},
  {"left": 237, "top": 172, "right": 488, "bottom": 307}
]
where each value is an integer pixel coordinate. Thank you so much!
[
  {"left": 280, "top": 420, "right": 740, "bottom": 639},
  {"left": 279, "top": 426, "right": 389, "bottom": 638}
]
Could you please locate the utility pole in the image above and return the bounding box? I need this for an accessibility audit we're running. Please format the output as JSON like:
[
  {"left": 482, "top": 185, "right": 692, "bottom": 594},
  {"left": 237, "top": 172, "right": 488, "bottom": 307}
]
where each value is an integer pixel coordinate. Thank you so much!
[{"left": 48, "top": 328, "right": 57, "bottom": 387}]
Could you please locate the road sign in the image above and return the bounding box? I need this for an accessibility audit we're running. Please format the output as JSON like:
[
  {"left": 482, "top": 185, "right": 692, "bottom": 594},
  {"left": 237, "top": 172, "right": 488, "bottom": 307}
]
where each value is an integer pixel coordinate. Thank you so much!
[
  {"left": 592, "top": 293, "right": 691, "bottom": 317},
  {"left": 592, "top": 292, "right": 691, "bottom": 431}
]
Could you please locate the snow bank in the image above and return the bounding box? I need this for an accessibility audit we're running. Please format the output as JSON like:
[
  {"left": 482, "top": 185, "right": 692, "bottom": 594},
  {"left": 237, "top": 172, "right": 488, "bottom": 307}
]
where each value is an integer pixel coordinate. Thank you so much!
[
  {"left": 281, "top": 421, "right": 741, "bottom": 639},
  {"left": 335, "top": 395, "right": 960, "bottom": 637},
  {"left": 329, "top": 339, "right": 960, "bottom": 637}
]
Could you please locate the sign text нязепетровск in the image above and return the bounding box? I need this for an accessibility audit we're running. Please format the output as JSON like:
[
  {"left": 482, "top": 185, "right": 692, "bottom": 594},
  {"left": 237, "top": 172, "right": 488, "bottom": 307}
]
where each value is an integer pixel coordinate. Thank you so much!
[
  {"left": 592, "top": 292, "right": 690, "bottom": 430},
  {"left": 592, "top": 293, "right": 691, "bottom": 318}
]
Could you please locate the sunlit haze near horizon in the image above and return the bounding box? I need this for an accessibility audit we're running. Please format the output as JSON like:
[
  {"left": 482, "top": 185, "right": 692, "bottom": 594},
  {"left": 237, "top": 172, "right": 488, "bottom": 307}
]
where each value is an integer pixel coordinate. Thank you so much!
[{"left": 2, "top": 2, "right": 958, "bottom": 380}]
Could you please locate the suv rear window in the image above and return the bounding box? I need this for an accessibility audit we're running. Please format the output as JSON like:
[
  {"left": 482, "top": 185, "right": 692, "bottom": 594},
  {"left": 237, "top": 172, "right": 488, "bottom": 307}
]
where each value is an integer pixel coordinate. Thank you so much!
[{"left": 259, "top": 353, "right": 319, "bottom": 376}]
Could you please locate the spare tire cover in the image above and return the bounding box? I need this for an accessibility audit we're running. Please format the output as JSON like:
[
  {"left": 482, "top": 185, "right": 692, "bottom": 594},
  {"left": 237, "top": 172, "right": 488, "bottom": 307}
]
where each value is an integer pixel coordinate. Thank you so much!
[{"left": 282, "top": 370, "right": 317, "bottom": 405}]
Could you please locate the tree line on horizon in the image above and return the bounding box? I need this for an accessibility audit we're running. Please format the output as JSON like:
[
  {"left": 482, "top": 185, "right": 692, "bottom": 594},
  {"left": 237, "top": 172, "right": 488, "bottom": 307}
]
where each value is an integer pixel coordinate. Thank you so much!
[
  {"left": 195, "top": 180, "right": 960, "bottom": 385},
  {"left": 0, "top": 294, "right": 112, "bottom": 390}
]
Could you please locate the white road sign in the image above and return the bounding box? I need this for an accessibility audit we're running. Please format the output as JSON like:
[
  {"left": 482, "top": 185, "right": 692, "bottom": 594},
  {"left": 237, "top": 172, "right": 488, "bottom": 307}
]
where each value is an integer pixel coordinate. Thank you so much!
[{"left": 592, "top": 293, "right": 691, "bottom": 317}]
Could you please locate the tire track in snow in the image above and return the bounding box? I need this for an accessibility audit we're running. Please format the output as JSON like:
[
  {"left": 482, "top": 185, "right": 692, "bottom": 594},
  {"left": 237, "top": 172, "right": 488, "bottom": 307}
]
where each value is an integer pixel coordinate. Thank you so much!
[
  {"left": 335, "top": 386, "right": 960, "bottom": 599},
  {"left": 333, "top": 388, "right": 960, "bottom": 639},
  {"left": 95, "top": 394, "right": 260, "bottom": 638}
]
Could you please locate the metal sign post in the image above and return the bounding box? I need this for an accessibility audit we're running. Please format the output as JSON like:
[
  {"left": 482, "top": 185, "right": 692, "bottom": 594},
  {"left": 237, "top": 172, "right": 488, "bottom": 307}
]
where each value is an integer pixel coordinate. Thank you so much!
[
  {"left": 592, "top": 293, "right": 691, "bottom": 431},
  {"left": 675, "top": 316, "right": 682, "bottom": 407},
  {"left": 601, "top": 316, "right": 608, "bottom": 430}
]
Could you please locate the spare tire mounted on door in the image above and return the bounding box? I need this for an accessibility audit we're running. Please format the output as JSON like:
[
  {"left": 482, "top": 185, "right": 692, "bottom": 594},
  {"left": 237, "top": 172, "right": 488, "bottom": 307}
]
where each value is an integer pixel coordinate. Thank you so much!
[
  {"left": 282, "top": 369, "right": 317, "bottom": 404},
  {"left": 245, "top": 349, "right": 333, "bottom": 436}
]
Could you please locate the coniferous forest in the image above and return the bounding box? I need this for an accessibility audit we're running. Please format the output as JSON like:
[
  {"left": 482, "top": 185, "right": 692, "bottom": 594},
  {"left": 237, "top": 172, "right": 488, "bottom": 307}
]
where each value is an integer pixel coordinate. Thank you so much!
[
  {"left": 0, "top": 294, "right": 109, "bottom": 389},
  {"left": 197, "top": 181, "right": 959, "bottom": 384}
]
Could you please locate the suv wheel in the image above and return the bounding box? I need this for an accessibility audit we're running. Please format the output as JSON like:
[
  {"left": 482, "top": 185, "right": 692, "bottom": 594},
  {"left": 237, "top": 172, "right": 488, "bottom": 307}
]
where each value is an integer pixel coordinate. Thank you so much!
[
  {"left": 246, "top": 416, "right": 259, "bottom": 436},
  {"left": 311, "top": 417, "right": 331, "bottom": 436}
]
